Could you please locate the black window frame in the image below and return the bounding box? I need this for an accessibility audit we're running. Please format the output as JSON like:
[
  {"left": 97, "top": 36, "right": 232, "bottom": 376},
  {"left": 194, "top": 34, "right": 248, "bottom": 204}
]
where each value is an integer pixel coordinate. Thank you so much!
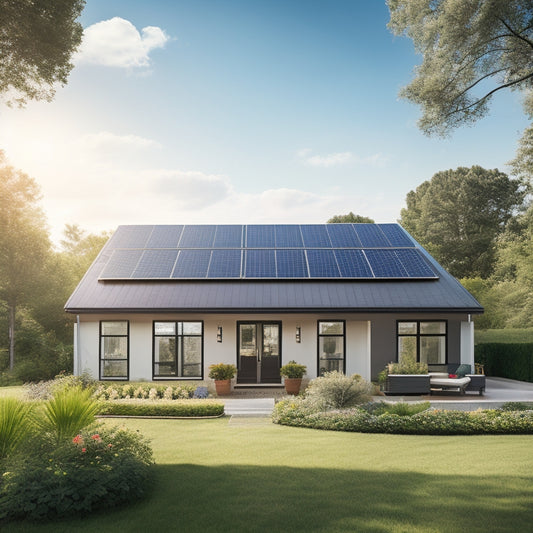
[
  {"left": 152, "top": 320, "right": 204, "bottom": 380},
  {"left": 317, "top": 320, "right": 346, "bottom": 376},
  {"left": 99, "top": 320, "right": 129, "bottom": 381},
  {"left": 396, "top": 320, "right": 448, "bottom": 365}
]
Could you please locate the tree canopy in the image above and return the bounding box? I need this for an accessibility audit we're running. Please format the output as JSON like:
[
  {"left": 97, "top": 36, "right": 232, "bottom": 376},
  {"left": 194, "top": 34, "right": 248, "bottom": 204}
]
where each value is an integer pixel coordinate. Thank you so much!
[
  {"left": 400, "top": 166, "right": 526, "bottom": 278},
  {"left": 0, "top": 0, "right": 85, "bottom": 106},
  {"left": 327, "top": 212, "right": 375, "bottom": 223},
  {"left": 388, "top": 0, "right": 533, "bottom": 137}
]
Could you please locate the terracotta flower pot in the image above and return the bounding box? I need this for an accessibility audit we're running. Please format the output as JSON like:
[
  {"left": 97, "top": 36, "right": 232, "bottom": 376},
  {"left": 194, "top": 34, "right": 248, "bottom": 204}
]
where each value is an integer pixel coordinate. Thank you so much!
[
  {"left": 284, "top": 377, "right": 302, "bottom": 396},
  {"left": 214, "top": 379, "right": 232, "bottom": 396}
]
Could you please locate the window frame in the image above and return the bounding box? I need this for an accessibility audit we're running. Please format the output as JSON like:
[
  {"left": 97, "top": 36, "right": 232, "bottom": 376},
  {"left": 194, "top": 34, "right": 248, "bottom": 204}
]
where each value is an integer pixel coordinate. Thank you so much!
[
  {"left": 316, "top": 320, "right": 346, "bottom": 376},
  {"left": 99, "top": 320, "right": 129, "bottom": 381},
  {"left": 396, "top": 320, "right": 448, "bottom": 365},
  {"left": 152, "top": 320, "right": 204, "bottom": 380}
]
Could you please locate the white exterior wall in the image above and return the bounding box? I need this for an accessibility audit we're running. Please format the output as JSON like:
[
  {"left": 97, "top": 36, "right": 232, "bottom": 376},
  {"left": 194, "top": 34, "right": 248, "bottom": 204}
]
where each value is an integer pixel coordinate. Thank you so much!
[
  {"left": 460, "top": 319, "right": 475, "bottom": 370},
  {"left": 76, "top": 313, "right": 371, "bottom": 381}
]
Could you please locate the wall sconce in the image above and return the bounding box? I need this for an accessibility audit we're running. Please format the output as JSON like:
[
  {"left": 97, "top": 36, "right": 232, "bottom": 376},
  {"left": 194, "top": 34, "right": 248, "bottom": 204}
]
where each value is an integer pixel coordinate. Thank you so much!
[
  {"left": 217, "top": 326, "right": 223, "bottom": 343},
  {"left": 295, "top": 326, "right": 301, "bottom": 343}
]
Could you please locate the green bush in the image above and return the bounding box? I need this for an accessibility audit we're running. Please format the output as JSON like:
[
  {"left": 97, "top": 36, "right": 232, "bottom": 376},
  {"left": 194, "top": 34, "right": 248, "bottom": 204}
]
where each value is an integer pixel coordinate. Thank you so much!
[
  {"left": 208, "top": 363, "right": 237, "bottom": 380},
  {"left": 39, "top": 385, "right": 99, "bottom": 443},
  {"left": 304, "top": 371, "right": 375, "bottom": 409},
  {"left": 499, "top": 401, "right": 533, "bottom": 411},
  {"left": 475, "top": 343, "right": 533, "bottom": 382},
  {"left": 98, "top": 399, "right": 224, "bottom": 417},
  {"left": 0, "top": 398, "right": 34, "bottom": 459},
  {"left": 279, "top": 360, "right": 307, "bottom": 378},
  {"left": 0, "top": 425, "right": 154, "bottom": 522},
  {"left": 369, "top": 401, "right": 431, "bottom": 417},
  {"left": 272, "top": 399, "right": 533, "bottom": 435},
  {"left": 386, "top": 353, "right": 428, "bottom": 375},
  {"left": 93, "top": 382, "right": 196, "bottom": 401}
]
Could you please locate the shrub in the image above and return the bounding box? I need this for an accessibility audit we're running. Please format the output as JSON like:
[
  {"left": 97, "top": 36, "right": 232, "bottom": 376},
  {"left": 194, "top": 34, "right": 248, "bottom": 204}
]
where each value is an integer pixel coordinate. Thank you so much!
[
  {"left": 370, "top": 401, "right": 431, "bottom": 417},
  {"left": 93, "top": 383, "right": 196, "bottom": 401},
  {"left": 279, "top": 361, "right": 307, "bottom": 378},
  {"left": 0, "top": 425, "right": 154, "bottom": 522},
  {"left": 304, "top": 371, "right": 375, "bottom": 410},
  {"left": 0, "top": 398, "right": 34, "bottom": 459},
  {"left": 98, "top": 399, "right": 224, "bottom": 417},
  {"left": 208, "top": 363, "right": 237, "bottom": 380},
  {"left": 386, "top": 353, "right": 428, "bottom": 375},
  {"left": 499, "top": 401, "right": 533, "bottom": 411},
  {"left": 475, "top": 343, "right": 533, "bottom": 382},
  {"left": 272, "top": 401, "right": 533, "bottom": 435},
  {"left": 39, "top": 385, "right": 99, "bottom": 443}
]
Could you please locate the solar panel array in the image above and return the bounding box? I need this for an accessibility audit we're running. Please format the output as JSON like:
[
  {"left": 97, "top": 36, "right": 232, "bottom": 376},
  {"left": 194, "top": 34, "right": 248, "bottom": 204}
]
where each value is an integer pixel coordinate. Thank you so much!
[{"left": 99, "top": 224, "right": 438, "bottom": 280}]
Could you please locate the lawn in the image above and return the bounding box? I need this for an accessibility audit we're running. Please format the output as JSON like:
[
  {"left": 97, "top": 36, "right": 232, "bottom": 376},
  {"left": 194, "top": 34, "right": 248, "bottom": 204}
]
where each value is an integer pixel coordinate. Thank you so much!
[{"left": 4, "top": 417, "right": 533, "bottom": 533}]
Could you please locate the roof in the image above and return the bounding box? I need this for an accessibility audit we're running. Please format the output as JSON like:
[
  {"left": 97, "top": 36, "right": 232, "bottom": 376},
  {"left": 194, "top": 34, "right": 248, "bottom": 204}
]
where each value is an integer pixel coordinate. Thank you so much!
[{"left": 64, "top": 224, "right": 483, "bottom": 314}]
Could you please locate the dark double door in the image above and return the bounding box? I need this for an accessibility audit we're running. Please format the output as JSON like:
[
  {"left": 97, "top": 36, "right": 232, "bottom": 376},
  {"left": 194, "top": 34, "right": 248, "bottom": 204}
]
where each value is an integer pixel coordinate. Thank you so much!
[{"left": 237, "top": 322, "right": 281, "bottom": 384}]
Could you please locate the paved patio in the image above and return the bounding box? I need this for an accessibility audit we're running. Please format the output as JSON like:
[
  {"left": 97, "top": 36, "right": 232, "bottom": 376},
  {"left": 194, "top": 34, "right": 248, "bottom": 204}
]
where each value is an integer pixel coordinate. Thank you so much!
[{"left": 221, "top": 377, "right": 533, "bottom": 415}]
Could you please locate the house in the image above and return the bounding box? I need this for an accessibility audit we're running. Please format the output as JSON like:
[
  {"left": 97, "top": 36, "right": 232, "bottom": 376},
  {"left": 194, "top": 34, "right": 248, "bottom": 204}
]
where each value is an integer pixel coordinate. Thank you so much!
[{"left": 64, "top": 223, "right": 483, "bottom": 384}]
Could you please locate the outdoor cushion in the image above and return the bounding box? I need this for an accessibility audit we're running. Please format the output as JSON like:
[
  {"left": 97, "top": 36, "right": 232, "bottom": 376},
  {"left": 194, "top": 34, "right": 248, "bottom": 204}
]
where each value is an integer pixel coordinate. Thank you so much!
[
  {"left": 455, "top": 364, "right": 472, "bottom": 377},
  {"left": 430, "top": 376, "right": 471, "bottom": 389}
]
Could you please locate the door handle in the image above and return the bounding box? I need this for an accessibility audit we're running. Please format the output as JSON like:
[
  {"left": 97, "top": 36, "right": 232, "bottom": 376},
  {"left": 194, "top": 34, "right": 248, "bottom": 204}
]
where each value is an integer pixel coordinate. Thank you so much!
[{"left": 257, "top": 348, "right": 260, "bottom": 362}]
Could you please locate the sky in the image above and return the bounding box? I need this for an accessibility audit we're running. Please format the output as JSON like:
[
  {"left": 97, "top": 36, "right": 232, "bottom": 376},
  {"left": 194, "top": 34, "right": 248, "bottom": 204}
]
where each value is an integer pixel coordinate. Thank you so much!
[{"left": 0, "top": 0, "right": 529, "bottom": 244}]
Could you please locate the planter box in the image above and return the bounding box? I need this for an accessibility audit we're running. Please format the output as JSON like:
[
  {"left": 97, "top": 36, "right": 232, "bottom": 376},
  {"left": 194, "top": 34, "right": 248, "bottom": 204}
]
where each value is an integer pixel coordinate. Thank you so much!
[
  {"left": 465, "top": 374, "right": 486, "bottom": 395},
  {"left": 385, "top": 374, "right": 431, "bottom": 395}
]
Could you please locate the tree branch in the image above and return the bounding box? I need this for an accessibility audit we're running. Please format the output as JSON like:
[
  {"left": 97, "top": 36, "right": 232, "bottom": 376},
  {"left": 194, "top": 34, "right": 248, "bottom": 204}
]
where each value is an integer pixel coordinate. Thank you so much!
[{"left": 498, "top": 17, "right": 533, "bottom": 50}]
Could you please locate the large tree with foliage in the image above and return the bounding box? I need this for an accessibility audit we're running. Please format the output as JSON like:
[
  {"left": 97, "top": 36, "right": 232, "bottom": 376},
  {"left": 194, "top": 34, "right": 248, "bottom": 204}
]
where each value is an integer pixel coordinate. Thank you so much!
[
  {"left": 327, "top": 212, "right": 375, "bottom": 223},
  {"left": 0, "top": 0, "right": 85, "bottom": 106},
  {"left": 0, "top": 155, "right": 51, "bottom": 370},
  {"left": 388, "top": 0, "right": 533, "bottom": 137},
  {"left": 400, "top": 166, "right": 526, "bottom": 278}
]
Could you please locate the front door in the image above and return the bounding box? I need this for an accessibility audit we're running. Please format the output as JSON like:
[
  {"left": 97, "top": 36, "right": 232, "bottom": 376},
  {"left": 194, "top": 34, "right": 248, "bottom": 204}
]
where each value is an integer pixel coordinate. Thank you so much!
[{"left": 237, "top": 322, "right": 281, "bottom": 383}]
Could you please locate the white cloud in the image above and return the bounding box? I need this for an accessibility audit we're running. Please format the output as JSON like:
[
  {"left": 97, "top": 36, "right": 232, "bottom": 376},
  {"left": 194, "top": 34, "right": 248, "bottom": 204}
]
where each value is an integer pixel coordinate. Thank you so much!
[
  {"left": 297, "top": 149, "right": 390, "bottom": 168},
  {"left": 75, "top": 17, "right": 169, "bottom": 68},
  {"left": 78, "top": 131, "right": 160, "bottom": 150}
]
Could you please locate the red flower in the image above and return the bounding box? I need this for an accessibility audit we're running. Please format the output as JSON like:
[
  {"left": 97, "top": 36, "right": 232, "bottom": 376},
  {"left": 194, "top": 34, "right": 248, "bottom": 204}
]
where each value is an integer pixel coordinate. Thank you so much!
[
  {"left": 82, "top": 448, "right": 87, "bottom": 453},
  {"left": 107, "top": 444, "right": 113, "bottom": 448},
  {"left": 91, "top": 434, "right": 101, "bottom": 441},
  {"left": 72, "top": 435, "right": 83, "bottom": 445}
]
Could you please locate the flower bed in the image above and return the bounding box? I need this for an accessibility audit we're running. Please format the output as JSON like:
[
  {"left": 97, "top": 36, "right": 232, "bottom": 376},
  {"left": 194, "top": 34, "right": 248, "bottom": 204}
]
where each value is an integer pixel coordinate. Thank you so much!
[
  {"left": 98, "top": 399, "right": 224, "bottom": 417},
  {"left": 272, "top": 399, "right": 533, "bottom": 435},
  {"left": 94, "top": 383, "right": 198, "bottom": 400}
]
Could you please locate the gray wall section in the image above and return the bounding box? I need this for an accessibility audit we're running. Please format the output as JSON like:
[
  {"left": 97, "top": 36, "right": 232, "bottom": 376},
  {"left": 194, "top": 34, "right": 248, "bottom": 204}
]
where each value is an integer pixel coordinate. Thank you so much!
[{"left": 370, "top": 313, "right": 466, "bottom": 379}]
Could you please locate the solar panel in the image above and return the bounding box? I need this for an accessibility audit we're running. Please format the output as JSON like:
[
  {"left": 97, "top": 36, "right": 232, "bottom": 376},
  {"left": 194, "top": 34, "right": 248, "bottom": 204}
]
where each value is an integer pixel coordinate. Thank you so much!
[
  {"left": 100, "top": 249, "right": 143, "bottom": 278},
  {"left": 207, "top": 249, "right": 242, "bottom": 278},
  {"left": 354, "top": 224, "right": 390, "bottom": 247},
  {"left": 395, "top": 249, "right": 436, "bottom": 278},
  {"left": 274, "top": 225, "right": 303, "bottom": 247},
  {"left": 246, "top": 225, "right": 276, "bottom": 247},
  {"left": 276, "top": 249, "right": 308, "bottom": 278},
  {"left": 213, "top": 225, "right": 243, "bottom": 248},
  {"left": 179, "top": 226, "right": 216, "bottom": 248},
  {"left": 379, "top": 224, "right": 413, "bottom": 247},
  {"left": 172, "top": 249, "right": 211, "bottom": 278},
  {"left": 307, "top": 249, "right": 341, "bottom": 277},
  {"left": 300, "top": 225, "right": 331, "bottom": 248},
  {"left": 245, "top": 249, "right": 276, "bottom": 277},
  {"left": 364, "top": 249, "right": 408, "bottom": 278},
  {"left": 109, "top": 226, "right": 153, "bottom": 249},
  {"left": 132, "top": 249, "right": 178, "bottom": 278},
  {"left": 334, "top": 249, "right": 373, "bottom": 278},
  {"left": 146, "top": 226, "right": 183, "bottom": 248},
  {"left": 326, "top": 224, "right": 362, "bottom": 248}
]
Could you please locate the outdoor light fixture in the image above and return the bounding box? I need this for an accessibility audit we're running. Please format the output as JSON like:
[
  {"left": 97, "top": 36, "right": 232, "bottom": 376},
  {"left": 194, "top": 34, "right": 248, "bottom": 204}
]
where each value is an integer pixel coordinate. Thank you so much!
[
  {"left": 295, "top": 326, "right": 301, "bottom": 343},
  {"left": 217, "top": 326, "right": 223, "bottom": 343}
]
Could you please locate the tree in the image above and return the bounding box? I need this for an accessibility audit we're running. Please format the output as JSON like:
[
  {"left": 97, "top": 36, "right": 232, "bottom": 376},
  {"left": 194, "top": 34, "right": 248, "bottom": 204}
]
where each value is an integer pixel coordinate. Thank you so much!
[
  {"left": 0, "top": 0, "right": 85, "bottom": 106},
  {"left": 387, "top": 0, "right": 533, "bottom": 137},
  {"left": 400, "top": 166, "right": 526, "bottom": 278},
  {"left": 327, "top": 212, "right": 375, "bottom": 223},
  {"left": 0, "top": 155, "right": 51, "bottom": 370}
]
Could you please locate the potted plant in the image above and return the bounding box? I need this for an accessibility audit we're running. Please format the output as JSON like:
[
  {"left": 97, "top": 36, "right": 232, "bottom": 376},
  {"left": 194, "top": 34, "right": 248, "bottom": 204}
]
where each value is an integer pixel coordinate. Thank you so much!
[
  {"left": 279, "top": 360, "right": 307, "bottom": 395},
  {"left": 208, "top": 363, "right": 237, "bottom": 396},
  {"left": 382, "top": 354, "right": 430, "bottom": 395}
]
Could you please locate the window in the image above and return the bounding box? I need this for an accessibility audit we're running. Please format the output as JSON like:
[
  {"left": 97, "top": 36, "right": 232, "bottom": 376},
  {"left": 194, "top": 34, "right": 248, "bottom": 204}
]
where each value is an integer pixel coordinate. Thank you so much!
[
  {"left": 100, "top": 321, "right": 129, "bottom": 380},
  {"left": 317, "top": 320, "right": 345, "bottom": 375},
  {"left": 153, "top": 321, "right": 203, "bottom": 379},
  {"left": 397, "top": 321, "right": 447, "bottom": 365}
]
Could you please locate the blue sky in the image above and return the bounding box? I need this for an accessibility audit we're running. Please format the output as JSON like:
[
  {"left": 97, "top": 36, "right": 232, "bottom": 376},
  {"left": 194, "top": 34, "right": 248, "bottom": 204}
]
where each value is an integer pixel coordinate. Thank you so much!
[{"left": 0, "top": 1, "right": 528, "bottom": 242}]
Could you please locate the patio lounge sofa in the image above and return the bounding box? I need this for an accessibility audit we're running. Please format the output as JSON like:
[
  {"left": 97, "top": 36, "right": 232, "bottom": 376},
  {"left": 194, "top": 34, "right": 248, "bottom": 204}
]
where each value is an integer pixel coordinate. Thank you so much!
[{"left": 428, "top": 364, "right": 486, "bottom": 395}]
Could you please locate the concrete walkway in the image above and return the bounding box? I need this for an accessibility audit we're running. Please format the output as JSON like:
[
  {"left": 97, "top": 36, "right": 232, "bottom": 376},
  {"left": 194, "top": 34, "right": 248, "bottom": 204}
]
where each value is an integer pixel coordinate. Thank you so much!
[{"left": 220, "top": 377, "right": 533, "bottom": 415}]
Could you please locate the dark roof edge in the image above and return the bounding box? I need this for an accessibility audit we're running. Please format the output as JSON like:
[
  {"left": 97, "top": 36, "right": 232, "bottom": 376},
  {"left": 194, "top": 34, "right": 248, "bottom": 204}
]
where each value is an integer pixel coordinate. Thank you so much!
[{"left": 65, "top": 306, "right": 483, "bottom": 315}]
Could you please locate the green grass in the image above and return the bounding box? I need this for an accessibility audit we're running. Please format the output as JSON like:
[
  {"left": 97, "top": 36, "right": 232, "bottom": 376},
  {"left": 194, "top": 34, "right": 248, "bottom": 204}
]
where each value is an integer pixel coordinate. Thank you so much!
[
  {"left": 4, "top": 417, "right": 533, "bottom": 532},
  {"left": 475, "top": 327, "right": 533, "bottom": 344},
  {"left": 0, "top": 386, "right": 24, "bottom": 400}
]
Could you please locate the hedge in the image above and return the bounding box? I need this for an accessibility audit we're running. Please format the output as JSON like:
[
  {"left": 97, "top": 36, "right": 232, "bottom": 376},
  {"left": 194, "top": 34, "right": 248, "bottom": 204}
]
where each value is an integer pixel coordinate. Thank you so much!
[
  {"left": 98, "top": 399, "right": 224, "bottom": 417},
  {"left": 475, "top": 343, "right": 533, "bottom": 382},
  {"left": 272, "top": 400, "right": 533, "bottom": 435}
]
